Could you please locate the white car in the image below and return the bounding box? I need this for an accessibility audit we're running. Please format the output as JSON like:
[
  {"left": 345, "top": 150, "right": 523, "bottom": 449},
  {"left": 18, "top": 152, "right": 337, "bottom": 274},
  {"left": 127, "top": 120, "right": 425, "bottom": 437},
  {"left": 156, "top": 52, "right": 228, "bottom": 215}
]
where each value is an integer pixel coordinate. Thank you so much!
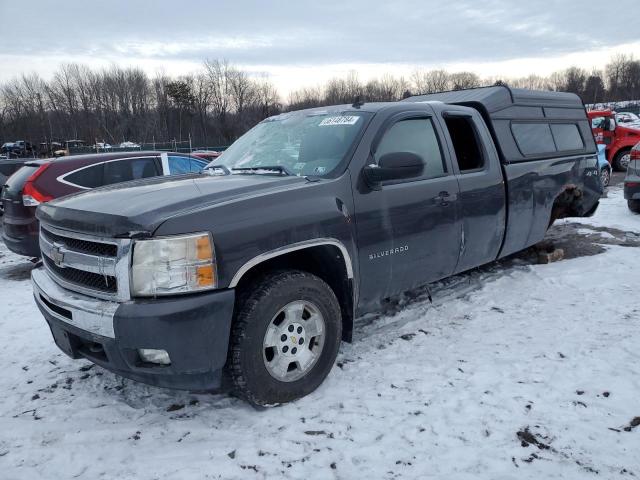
[
  {"left": 615, "top": 112, "right": 640, "bottom": 129},
  {"left": 119, "top": 141, "right": 141, "bottom": 148},
  {"left": 91, "top": 142, "right": 112, "bottom": 150}
]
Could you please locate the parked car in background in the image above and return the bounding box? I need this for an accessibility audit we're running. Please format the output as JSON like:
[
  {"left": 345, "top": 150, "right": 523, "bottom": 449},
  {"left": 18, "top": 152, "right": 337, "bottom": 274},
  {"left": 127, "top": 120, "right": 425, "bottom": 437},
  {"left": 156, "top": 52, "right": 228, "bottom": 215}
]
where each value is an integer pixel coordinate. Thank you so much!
[
  {"left": 53, "top": 140, "right": 86, "bottom": 157},
  {"left": 588, "top": 109, "right": 640, "bottom": 171},
  {"left": 597, "top": 144, "right": 612, "bottom": 187},
  {"left": 0, "top": 157, "right": 32, "bottom": 188},
  {"left": 1, "top": 141, "right": 35, "bottom": 158},
  {"left": 1, "top": 156, "right": 35, "bottom": 214},
  {"left": 38, "top": 142, "right": 64, "bottom": 158},
  {"left": 2, "top": 143, "right": 21, "bottom": 158},
  {"left": 615, "top": 112, "right": 640, "bottom": 128},
  {"left": 119, "top": 141, "right": 141, "bottom": 148},
  {"left": 191, "top": 150, "right": 222, "bottom": 161},
  {"left": 624, "top": 141, "right": 640, "bottom": 213},
  {"left": 1, "top": 151, "right": 208, "bottom": 257},
  {"left": 90, "top": 142, "right": 112, "bottom": 151}
]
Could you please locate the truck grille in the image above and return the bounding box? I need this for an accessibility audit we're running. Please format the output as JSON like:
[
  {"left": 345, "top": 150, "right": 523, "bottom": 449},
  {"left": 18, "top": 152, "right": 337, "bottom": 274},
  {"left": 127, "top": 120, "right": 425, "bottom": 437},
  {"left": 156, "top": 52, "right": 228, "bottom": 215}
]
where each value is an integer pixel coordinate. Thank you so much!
[
  {"left": 42, "top": 256, "right": 118, "bottom": 293},
  {"left": 42, "top": 227, "right": 118, "bottom": 257},
  {"left": 39, "top": 224, "right": 132, "bottom": 301}
]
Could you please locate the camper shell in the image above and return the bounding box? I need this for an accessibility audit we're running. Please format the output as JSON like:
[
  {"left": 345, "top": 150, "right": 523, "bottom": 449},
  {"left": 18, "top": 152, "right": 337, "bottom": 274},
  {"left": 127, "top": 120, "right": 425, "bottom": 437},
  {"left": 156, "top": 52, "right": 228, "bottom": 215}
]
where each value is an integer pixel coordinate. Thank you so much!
[{"left": 405, "top": 86, "right": 597, "bottom": 163}]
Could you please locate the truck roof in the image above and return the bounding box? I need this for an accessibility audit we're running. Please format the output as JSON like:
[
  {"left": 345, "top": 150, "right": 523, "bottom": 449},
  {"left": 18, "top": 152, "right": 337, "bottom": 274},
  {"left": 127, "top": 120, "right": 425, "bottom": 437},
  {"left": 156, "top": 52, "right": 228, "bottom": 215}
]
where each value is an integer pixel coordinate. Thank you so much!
[{"left": 404, "top": 85, "right": 584, "bottom": 112}]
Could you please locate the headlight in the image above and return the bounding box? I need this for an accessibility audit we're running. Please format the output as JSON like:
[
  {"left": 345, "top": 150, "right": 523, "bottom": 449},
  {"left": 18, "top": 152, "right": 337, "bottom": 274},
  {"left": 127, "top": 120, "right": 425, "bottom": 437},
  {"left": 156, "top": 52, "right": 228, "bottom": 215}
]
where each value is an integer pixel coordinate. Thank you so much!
[{"left": 131, "top": 232, "right": 217, "bottom": 297}]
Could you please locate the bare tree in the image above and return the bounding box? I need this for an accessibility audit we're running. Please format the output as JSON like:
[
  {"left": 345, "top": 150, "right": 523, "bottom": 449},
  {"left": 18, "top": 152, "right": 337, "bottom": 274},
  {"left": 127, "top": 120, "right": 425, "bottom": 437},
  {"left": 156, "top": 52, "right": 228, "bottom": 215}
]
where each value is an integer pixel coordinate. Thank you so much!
[{"left": 2, "top": 54, "right": 639, "bottom": 154}]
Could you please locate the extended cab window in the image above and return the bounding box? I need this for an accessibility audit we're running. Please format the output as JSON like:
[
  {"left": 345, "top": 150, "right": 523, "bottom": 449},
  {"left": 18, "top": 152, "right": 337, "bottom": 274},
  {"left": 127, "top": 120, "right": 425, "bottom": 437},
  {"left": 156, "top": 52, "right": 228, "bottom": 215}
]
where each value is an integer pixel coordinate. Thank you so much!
[
  {"left": 375, "top": 118, "right": 445, "bottom": 179},
  {"left": 168, "top": 155, "right": 205, "bottom": 174},
  {"left": 444, "top": 116, "right": 484, "bottom": 172},
  {"left": 63, "top": 163, "right": 104, "bottom": 188},
  {"left": 103, "top": 157, "right": 159, "bottom": 186}
]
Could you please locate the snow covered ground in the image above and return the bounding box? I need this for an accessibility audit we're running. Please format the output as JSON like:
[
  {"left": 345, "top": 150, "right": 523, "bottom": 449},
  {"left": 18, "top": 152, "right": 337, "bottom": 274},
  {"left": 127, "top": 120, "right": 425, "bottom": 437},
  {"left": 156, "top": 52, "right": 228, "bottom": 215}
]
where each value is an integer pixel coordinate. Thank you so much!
[{"left": 0, "top": 187, "right": 639, "bottom": 479}]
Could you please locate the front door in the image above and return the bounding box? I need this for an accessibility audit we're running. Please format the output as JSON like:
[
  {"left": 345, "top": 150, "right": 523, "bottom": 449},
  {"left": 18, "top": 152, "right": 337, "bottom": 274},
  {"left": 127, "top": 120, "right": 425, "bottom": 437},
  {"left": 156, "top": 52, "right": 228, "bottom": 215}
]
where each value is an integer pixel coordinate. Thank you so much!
[{"left": 353, "top": 113, "right": 462, "bottom": 303}]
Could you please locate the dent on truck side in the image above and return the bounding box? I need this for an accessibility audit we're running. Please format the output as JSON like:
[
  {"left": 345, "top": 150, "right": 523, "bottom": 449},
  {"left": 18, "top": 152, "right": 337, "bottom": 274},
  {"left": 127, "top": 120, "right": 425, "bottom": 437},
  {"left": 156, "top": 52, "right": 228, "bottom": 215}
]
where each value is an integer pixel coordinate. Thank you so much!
[{"left": 499, "top": 153, "right": 601, "bottom": 257}]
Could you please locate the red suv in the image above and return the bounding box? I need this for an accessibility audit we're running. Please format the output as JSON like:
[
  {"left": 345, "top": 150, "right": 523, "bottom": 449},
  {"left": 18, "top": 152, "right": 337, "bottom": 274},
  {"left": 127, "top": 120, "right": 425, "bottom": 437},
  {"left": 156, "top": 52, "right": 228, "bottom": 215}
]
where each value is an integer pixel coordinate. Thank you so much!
[{"left": 1, "top": 151, "right": 208, "bottom": 257}]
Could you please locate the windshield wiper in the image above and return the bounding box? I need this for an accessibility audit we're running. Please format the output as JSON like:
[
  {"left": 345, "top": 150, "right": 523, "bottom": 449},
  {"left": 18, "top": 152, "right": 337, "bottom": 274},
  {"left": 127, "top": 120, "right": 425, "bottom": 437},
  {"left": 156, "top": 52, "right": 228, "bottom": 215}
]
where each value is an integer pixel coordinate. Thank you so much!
[{"left": 231, "top": 166, "right": 294, "bottom": 176}]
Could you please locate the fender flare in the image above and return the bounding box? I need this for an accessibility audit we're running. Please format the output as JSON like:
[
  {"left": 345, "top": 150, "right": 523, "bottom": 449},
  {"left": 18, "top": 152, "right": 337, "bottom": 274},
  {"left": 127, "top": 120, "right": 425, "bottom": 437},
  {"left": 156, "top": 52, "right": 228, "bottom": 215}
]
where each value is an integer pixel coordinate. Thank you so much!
[{"left": 228, "top": 238, "right": 354, "bottom": 288}]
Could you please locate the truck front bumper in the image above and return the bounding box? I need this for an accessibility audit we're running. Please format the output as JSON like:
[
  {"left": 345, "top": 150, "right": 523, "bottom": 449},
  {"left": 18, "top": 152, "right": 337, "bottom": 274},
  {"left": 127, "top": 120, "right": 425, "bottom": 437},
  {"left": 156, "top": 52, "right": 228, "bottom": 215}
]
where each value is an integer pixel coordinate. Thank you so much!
[{"left": 32, "top": 268, "right": 235, "bottom": 391}]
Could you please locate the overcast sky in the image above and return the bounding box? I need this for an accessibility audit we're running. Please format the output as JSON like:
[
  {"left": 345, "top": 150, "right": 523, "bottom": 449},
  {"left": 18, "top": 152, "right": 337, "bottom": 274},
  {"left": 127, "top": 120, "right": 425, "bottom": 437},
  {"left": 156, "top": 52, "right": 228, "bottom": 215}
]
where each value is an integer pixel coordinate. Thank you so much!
[{"left": 1, "top": 0, "right": 639, "bottom": 94}]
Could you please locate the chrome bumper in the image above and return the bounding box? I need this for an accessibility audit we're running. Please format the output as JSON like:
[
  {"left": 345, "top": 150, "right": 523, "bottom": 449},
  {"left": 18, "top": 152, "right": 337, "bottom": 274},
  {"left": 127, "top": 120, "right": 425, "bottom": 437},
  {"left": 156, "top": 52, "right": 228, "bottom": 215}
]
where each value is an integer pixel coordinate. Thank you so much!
[{"left": 32, "top": 268, "right": 118, "bottom": 338}]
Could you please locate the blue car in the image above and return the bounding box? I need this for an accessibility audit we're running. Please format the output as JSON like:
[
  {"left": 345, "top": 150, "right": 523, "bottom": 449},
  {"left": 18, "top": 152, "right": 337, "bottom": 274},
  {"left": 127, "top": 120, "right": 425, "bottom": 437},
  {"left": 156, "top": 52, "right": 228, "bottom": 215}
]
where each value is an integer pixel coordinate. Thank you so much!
[{"left": 598, "top": 144, "right": 612, "bottom": 187}]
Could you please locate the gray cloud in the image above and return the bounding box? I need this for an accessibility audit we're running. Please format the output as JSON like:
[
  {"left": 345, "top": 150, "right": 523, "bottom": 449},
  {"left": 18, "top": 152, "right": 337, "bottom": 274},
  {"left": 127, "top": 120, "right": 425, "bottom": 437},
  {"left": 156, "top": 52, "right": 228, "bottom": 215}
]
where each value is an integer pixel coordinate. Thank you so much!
[{"left": 1, "top": 0, "right": 638, "bottom": 69}]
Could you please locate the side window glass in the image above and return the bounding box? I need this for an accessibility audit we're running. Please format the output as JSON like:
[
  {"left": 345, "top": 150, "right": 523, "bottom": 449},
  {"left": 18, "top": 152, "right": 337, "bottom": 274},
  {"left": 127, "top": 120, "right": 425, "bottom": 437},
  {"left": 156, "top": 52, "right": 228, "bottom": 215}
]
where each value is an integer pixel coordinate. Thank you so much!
[
  {"left": 550, "top": 124, "right": 584, "bottom": 151},
  {"left": 131, "top": 158, "right": 159, "bottom": 179},
  {"left": 512, "top": 123, "right": 556, "bottom": 156},
  {"left": 375, "top": 118, "right": 446, "bottom": 180},
  {"left": 63, "top": 163, "right": 104, "bottom": 188},
  {"left": 103, "top": 158, "right": 158, "bottom": 186},
  {"left": 190, "top": 159, "right": 207, "bottom": 172},
  {"left": 168, "top": 155, "right": 195, "bottom": 174}
]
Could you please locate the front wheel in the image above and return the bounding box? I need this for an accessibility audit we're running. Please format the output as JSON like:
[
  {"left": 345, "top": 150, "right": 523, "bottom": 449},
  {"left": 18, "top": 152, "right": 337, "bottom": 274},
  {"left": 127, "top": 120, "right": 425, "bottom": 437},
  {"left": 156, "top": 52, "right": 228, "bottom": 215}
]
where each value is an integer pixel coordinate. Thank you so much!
[
  {"left": 228, "top": 270, "right": 342, "bottom": 406},
  {"left": 629, "top": 200, "right": 640, "bottom": 214},
  {"left": 613, "top": 149, "right": 631, "bottom": 172}
]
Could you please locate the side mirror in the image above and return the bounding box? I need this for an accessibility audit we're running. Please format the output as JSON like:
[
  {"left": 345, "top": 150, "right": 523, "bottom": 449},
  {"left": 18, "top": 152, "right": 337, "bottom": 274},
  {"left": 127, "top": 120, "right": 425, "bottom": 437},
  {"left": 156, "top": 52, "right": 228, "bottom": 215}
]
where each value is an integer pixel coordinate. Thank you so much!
[{"left": 363, "top": 152, "right": 424, "bottom": 188}]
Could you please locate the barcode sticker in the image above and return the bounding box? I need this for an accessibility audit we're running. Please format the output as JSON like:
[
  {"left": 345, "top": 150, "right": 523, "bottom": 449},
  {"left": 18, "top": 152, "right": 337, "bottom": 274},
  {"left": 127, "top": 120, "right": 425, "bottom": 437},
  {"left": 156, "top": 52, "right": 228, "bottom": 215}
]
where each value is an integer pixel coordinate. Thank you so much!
[{"left": 319, "top": 116, "right": 360, "bottom": 126}]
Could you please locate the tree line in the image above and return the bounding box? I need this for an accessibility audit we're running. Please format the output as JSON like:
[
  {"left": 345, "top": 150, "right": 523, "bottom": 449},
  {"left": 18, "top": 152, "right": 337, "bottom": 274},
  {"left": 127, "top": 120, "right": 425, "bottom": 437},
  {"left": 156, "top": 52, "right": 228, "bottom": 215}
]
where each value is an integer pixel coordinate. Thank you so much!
[{"left": 1, "top": 54, "right": 639, "bottom": 149}]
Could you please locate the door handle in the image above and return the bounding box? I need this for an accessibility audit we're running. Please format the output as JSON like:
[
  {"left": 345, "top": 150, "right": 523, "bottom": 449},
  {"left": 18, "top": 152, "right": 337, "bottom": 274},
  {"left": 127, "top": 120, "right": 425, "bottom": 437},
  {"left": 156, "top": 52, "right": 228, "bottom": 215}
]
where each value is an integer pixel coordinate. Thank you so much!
[{"left": 433, "top": 191, "right": 456, "bottom": 206}]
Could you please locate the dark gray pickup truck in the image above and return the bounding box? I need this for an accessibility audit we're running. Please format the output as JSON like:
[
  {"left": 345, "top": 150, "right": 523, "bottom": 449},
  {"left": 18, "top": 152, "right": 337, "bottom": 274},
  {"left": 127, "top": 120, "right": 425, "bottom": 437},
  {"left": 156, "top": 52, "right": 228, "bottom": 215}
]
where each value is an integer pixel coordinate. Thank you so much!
[{"left": 31, "top": 86, "right": 601, "bottom": 406}]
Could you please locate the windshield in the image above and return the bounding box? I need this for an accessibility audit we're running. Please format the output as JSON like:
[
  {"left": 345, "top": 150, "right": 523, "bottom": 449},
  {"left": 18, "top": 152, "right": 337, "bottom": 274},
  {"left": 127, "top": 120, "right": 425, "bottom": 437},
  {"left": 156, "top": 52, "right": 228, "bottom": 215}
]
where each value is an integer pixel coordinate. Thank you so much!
[{"left": 208, "top": 110, "right": 371, "bottom": 177}]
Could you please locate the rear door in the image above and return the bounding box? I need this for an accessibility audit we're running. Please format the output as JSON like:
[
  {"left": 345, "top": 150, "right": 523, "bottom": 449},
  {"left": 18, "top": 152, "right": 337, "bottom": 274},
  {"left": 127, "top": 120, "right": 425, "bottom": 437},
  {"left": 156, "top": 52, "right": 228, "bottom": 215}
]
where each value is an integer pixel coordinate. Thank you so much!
[{"left": 435, "top": 106, "right": 506, "bottom": 273}]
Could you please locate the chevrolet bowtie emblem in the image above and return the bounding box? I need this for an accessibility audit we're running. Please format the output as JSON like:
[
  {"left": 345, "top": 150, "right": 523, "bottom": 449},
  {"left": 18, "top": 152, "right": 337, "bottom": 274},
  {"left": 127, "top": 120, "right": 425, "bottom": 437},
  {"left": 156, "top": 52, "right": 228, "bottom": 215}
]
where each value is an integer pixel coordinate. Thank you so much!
[{"left": 50, "top": 242, "right": 65, "bottom": 268}]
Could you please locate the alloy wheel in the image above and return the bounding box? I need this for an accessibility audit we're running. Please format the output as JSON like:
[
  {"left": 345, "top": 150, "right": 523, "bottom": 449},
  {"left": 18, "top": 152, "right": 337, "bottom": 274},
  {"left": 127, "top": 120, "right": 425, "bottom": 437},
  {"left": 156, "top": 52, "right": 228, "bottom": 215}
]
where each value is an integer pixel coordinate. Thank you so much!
[{"left": 262, "top": 300, "right": 326, "bottom": 382}]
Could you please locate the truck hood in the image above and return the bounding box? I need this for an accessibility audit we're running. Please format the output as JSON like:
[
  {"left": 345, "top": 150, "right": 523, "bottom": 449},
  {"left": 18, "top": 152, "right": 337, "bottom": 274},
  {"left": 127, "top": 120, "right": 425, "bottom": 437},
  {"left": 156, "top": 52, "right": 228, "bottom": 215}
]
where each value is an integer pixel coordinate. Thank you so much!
[{"left": 37, "top": 173, "right": 309, "bottom": 237}]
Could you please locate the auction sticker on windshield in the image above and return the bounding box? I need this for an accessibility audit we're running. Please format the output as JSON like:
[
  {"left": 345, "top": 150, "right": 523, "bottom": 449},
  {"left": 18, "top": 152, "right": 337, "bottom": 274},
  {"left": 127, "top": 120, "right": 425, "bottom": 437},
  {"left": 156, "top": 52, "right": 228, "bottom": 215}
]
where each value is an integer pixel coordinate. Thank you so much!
[{"left": 319, "top": 116, "right": 360, "bottom": 126}]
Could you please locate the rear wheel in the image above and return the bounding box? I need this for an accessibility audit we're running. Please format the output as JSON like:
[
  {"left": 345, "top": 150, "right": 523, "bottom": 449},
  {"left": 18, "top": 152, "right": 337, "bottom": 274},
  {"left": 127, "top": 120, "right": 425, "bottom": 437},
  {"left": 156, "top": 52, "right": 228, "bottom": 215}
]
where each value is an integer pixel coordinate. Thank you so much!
[
  {"left": 228, "top": 270, "right": 342, "bottom": 406},
  {"left": 613, "top": 149, "right": 631, "bottom": 172},
  {"left": 628, "top": 200, "right": 640, "bottom": 214}
]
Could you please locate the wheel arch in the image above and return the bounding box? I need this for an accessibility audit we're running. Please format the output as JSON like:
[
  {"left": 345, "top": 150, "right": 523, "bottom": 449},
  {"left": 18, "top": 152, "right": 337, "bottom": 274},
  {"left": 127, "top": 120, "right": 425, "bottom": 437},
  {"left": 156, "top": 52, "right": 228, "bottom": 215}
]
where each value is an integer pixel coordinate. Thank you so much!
[
  {"left": 229, "top": 239, "right": 356, "bottom": 342},
  {"left": 612, "top": 145, "right": 632, "bottom": 170}
]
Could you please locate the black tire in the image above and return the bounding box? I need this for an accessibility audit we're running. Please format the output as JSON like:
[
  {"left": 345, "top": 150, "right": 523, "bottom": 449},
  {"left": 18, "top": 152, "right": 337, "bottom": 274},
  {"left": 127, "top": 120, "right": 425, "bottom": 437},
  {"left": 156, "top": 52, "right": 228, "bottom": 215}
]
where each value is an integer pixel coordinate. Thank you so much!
[
  {"left": 613, "top": 148, "right": 631, "bottom": 172},
  {"left": 629, "top": 200, "right": 640, "bottom": 214},
  {"left": 228, "top": 270, "right": 342, "bottom": 406},
  {"left": 600, "top": 167, "right": 610, "bottom": 188}
]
